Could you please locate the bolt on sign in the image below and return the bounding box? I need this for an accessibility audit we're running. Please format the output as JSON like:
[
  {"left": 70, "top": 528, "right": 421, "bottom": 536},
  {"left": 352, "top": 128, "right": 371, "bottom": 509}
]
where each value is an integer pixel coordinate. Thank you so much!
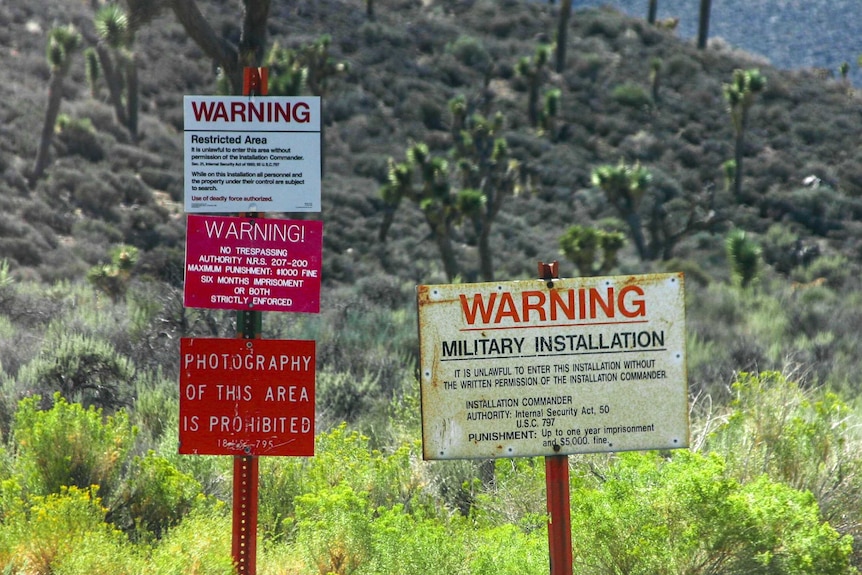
[
  {"left": 179, "top": 338, "right": 315, "bottom": 456},
  {"left": 184, "top": 214, "right": 322, "bottom": 313},
  {"left": 417, "top": 273, "right": 688, "bottom": 460},
  {"left": 184, "top": 95, "right": 321, "bottom": 213}
]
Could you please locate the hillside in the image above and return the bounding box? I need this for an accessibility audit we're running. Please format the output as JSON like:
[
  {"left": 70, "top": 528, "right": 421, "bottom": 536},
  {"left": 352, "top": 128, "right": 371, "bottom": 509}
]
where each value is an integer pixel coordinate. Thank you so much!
[
  {"left": 4, "top": 1, "right": 862, "bottom": 571},
  {"left": 1, "top": 0, "right": 862, "bottom": 398}
]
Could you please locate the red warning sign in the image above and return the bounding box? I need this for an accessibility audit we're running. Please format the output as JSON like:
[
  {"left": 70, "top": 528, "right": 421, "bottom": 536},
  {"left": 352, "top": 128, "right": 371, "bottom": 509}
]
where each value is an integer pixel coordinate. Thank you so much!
[
  {"left": 184, "top": 215, "right": 322, "bottom": 314},
  {"left": 179, "top": 338, "right": 315, "bottom": 456}
]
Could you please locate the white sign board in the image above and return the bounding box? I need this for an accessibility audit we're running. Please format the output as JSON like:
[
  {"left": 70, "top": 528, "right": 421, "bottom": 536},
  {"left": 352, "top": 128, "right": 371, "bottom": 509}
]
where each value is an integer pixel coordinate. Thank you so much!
[
  {"left": 417, "top": 273, "right": 688, "bottom": 460},
  {"left": 183, "top": 96, "right": 321, "bottom": 213}
]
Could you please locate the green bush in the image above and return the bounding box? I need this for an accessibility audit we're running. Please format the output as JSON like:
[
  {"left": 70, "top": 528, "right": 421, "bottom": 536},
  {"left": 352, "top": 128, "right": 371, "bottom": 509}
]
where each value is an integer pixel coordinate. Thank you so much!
[
  {"left": 147, "top": 506, "right": 235, "bottom": 575},
  {"left": 369, "top": 505, "right": 470, "bottom": 575},
  {"left": 17, "top": 333, "right": 136, "bottom": 410},
  {"left": 259, "top": 425, "right": 428, "bottom": 542},
  {"left": 704, "top": 371, "right": 862, "bottom": 533},
  {"left": 295, "top": 483, "right": 373, "bottom": 575},
  {"left": 611, "top": 82, "right": 653, "bottom": 109},
  {"left": 108, "top": 451, "right": 203, "bottom": 541},
  {"left": 0, "top": 486, "right": 139, "bottom": 575},
  {"left": 445, "top": 35, "right": 491, "bottom": 71},
  {"left": 55, "top": 115, "right": 104, "bottom": 162},
  {"left": 468, "top": 523, "right": 546, "bottom": 575},
  {"left": 570, "top": 450, "right": 855, "bottom": 575},
  {"left": 12, "top": 394, "right": 136, "bottom": 497}
]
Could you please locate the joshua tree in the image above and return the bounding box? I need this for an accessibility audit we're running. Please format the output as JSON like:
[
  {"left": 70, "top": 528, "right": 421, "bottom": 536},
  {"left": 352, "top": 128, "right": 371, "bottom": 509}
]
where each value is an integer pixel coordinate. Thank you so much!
[
  {"left": 697, "top": 0, "right": 712, "bottom": 49},
  {"left": 30, "top": 24, "right": 82, "bottom": 188},
  {"left": 450, "top": 102, "right": 532, "bottom": 281},
  {"left": 539, "top": 88, "right": 562, "bottom": 140},
  {"left": 93, "top": 3, "right": 139, "bottom": 141},
  {"left": 169, "top": 0, "right": 272, "bottom": 94},
  {"left": 726, "top": 229, "right": 761, "bottom": 288},
  {"left": 649, "top": 58, "right": 662, "bottom": 104},
  {"left": 380, "top": 101, "right": 531, "bottom": 282},
  {"left": 647, "top": 0, "right": 658, "bottom": 24},
  {"left": 516, "top": 44, "right": 551, "bottom": 127},
  {"left": 591, "top": 161, "right": 652, "bottom": 261},
  {"left": 554, "top": 0, "right": 572, "bottom": 73},
  {"left": 722, "top": 68, "right": 766, "bottom": 200},
  {"left": 559, "top": 225, "right": 626, "bottom": 277},
  {"left": 379, "top": 143, "right": 461, "bottom": 281}
]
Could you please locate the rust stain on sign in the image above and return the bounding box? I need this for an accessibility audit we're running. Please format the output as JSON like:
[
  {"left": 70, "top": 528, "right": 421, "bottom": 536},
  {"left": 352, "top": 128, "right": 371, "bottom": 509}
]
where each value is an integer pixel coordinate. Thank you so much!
[{"left": 417, "top": 273, "right": 688, "bottom": 460}]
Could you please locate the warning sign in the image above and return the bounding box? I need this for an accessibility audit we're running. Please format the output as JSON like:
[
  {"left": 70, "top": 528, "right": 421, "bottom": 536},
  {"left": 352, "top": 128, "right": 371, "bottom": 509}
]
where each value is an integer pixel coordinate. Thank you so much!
[
  {"left": 183, "top": 95, "right": 321, "bottom": 213},
  {"left": 179, "top": 338, "right": 315, "bottom": 456},
  {"left": 183, "top": 214, "right": 322, "bottom": 313},
  {"left": 417, "top": 273, "right": 688, "bottom": 460}
]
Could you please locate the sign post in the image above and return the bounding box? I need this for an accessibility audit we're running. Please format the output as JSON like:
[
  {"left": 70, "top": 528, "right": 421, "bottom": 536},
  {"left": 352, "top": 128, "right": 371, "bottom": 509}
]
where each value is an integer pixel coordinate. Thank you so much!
[
  {"left": 539, "top": 262, "right": 573, "bottom": 575},
  {"left": 416, "top": 268, "right": 688, "bottom": 574},
  {"left": 181, "top": 67, "right": 323, "bottom": 575},
  {"left": 234, "top": 67, "right": 265, "bottom": 575}
]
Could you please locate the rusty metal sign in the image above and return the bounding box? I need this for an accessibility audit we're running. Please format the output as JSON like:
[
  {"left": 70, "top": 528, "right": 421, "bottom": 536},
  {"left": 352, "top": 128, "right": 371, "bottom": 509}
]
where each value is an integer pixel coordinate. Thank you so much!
[
  {"left": 179, "top": 338, "right": 315, "bottom": 456},
  {"left": 417, "top": 273, "right": 688, "bottom": 460}
]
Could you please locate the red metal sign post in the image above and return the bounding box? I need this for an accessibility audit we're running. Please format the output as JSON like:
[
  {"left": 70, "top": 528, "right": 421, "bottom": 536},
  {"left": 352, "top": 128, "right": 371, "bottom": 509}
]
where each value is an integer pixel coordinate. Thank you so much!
[
  {"left": 182, "top": 65, "right": 324, "bottom": 575},
  {"left": 234, "top": 66, "right": 266, "bottom": 575},
  {"left": 539, "top": 261, "right": 573, "bottom": 575}
]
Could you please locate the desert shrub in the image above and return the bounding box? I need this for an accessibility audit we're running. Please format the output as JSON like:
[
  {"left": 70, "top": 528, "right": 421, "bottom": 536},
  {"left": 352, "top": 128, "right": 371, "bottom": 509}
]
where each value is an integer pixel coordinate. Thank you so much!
[
  {"left": 368, "top": 506, "right": 471, "bottom": 575},
  {"left": 130, "top": 373, "right": 177, "bottom": 445},
  {"left": 795, "top": 253, "right": 854, "bottom": 289},
  {"left": 258, "top": 425, "right": 428, "bottom": 543},
  {"left": 310, "top": 425, "right": 424, "bottom": 511},
  {"left": 446, "top": 35, "right": 491, "bottom": 71},
  {"left": 327, "top": 87, "right": 378, "bottom": 123},
  {"left": 760, "top": 223, "right": 819, "bottom": 275},
  {"left": 138, "top": 167, "right": 178, "bottom": 192},
  {"left": 72, "top": 217, "right": 125, "bottom": 248},
  {"left": 134, "top": 245, "right": 185, "bottom": 286},
  {"left": 795, "top": 122, "right": 829, "bottom": 145},
  {"left": 659, "top": 257, "right": 712, "bottom": 286},
  {"left": 258, "top": 456, "right": 305, "bottom": 541},
  {"left": 295, "top": 483, "right": 373, "bottom": 575},
  {"left": 155, "top": 424, "right": 232, "bottom": 502},
  {"left": 147, "top": 506, "right": 235, "bottom": 575},
  {"left": 359, "top": 21, "right": 410, "bottom": 48},
  {"left": 570, "top": 450, "right": 855, "bottom": 575},
  {"left": 611, "top": 82, "right": 652, "bottom": 109},
  {"left": 471, "top": 457, "right": 547, "bottom": 532},
  {"left": 17, "top": 333, "right": 135, "bottom": 410},
  {"left": 70, "top": 174, "right": 121, "bottom": 221},
  {"left": 20, "top": 196, "right": 74, "bottom": 235},
  {"left": 12, "top": 394, "right": 136, "bottom": 497},
  {"left": 0, "top": 237, "right": 44, "bottom": 267},
  {"left": 703, "top": 371, "right": 862, "bottom": 534},
  {"left": 482, "top": 14, "right": 519, "bottom": 38},
  {"left": 572, "top": 52, "right": 606, "bottom": 81},
  {"left": 55, "top": 115, "right": 104, "bottom": 162},
  {"left": 108, "top": 451, "right": 203, "bottom": 541},
  {"left": 123, "top": 206, "right": 172, "bottom": 250},
  {"left": 468, "top": 523, "right": 547, "bottom": 575},
  {"left": 116, "top": 171, "right": 152, "bottom": 206},
  {"left": 581, "top": 8, "right": 626, "bottom": 39},
  {"left": 0, "top": 486, "right": 139, "bottom": 575},
  {"left": 316, "top": 368, "right": 380, "bottom": 427}
]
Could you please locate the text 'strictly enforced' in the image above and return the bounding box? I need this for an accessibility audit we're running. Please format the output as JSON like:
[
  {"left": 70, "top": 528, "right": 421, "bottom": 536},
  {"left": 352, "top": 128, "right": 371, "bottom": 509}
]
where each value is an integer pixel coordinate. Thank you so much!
[
  {"left": 183, "top": 96, "right": 321, "bottom": 213},
  {"left": 417, "top": 273, "right": 688, "bottom": 460}
]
